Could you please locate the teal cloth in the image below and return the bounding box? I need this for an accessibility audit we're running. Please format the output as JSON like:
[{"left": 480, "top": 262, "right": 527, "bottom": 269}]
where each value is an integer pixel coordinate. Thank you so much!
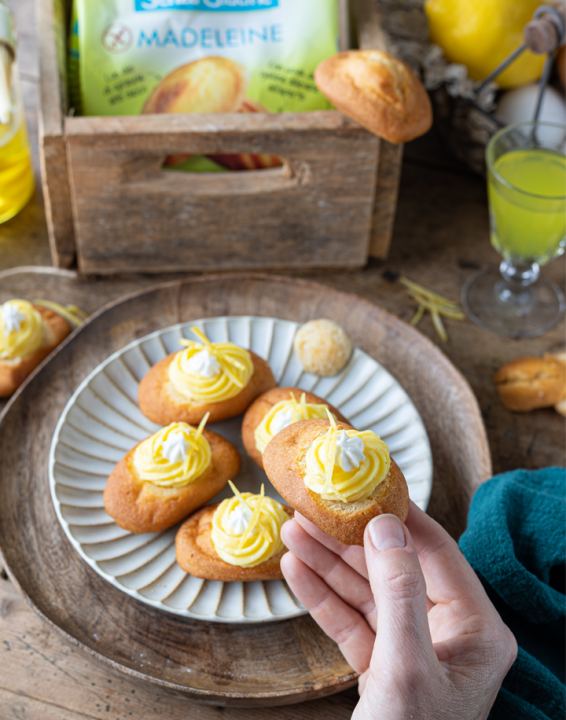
[{"left": 459, "top": 468, "right": 566, "bottom": 720}]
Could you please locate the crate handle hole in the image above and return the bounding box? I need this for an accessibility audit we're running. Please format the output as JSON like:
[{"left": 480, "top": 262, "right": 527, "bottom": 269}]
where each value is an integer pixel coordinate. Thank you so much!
[{"left": 162, "top": 152, "right": 285, "bottom": 173}]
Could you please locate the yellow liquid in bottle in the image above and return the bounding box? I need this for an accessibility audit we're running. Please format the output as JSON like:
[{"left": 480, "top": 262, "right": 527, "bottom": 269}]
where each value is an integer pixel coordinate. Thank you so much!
[{"left": 0, "top": 118, "right": 34, "bottom": 224}]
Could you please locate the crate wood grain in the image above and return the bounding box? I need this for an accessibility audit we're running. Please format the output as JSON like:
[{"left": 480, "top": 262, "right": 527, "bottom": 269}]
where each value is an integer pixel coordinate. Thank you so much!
[
  {"left": 66, "top": 113, "right": 379, "bottom": 274},
  {"left": 38, "top": 0, "right": 406, "bottom": 273},
  {"left": 38, "top": 0, "right": 76, "bottom": 268}
]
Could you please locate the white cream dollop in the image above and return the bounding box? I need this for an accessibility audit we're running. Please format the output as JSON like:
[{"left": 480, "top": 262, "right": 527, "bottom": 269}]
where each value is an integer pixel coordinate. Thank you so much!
[
  {"left": 160, "top": 428, "right": 190, "bottom": 464},
  {"left": 335, "top": 429, "right": 365, "bottom": 472},
  {"left": 225, "top": 502, "right": 253, "bottom": 534},
  {"left": 269, "top": 407, "right": 295, "bottom": 436},
  {"left": 186, "top": 349, "right": 221, "bottom": 378},
  {"left": 1, "top": 302, "right": 26, "bottom": 334}
]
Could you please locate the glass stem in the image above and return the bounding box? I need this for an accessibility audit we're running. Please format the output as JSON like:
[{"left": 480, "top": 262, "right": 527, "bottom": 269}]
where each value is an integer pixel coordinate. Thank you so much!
[{"left": 495, "top": 258, "right": 540, "bottom": 317}]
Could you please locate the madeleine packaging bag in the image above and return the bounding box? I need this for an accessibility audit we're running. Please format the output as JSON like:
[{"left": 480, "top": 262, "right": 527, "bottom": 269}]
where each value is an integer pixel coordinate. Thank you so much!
[{"left": 71, "top": 0, "right": 340, "bottom": 170}]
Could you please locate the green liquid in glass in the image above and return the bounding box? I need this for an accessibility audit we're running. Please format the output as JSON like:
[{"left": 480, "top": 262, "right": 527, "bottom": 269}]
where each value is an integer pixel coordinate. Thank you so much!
[{"left": 488, "top": 148, "right": 566, "bottom": 265}]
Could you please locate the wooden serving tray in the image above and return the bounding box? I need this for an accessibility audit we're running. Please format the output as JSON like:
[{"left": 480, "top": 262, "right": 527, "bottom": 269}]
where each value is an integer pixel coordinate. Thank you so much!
[{"left": 0, "top": 274, "right": 491, "bottom": 707}]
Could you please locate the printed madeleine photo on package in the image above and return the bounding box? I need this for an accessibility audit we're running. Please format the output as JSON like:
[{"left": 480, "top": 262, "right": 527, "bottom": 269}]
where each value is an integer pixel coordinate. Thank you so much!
[{"left": 69, "top": 0, "right": 340, "bottom": 171}]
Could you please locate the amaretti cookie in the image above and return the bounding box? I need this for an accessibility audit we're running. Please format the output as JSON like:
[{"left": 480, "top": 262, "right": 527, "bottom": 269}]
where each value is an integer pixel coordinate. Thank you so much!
[
  {"left": 315, "top": 50, "right": 432, "bottom": 143},
  {"left": 263, "top": 415, "right": 409, "bottom": 546},
  {"left": 103, "top": 416, "right": 240, "bottom": 534},
  {"left": 294, "top": 319, "right": 352, "bottom": 377},
  {"left": 176, "top": 482, "right": 292, "bottom": 581},
  {"left": 138, "top": 326, "right": 276, "bottom": 425},
  {"left": 0, "top": 299, "right": 72, "bottom": 397},
  {"left": 242, "top": 387, "right": 349, "bottom": 469}
]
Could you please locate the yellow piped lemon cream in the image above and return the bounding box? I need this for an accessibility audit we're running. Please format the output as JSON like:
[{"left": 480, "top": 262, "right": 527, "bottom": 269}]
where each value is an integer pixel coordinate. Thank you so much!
[
  {"left": 254, "top": 392, "right": 336, "bottom": 454},
  {"left": 211, "top": 482, "right": 289, "bottom": 568},
  {"left": 0, "top": 299, "right": 43, "bottom": 360},
  {"left": 132, "top": 417, "right": 211, "bottom": 488},
  {"left": 304, "top": 415, "right": 390, "bottom": 503},
  {"left": 168, "top": 326, "right": 254, "bottom": 404}
]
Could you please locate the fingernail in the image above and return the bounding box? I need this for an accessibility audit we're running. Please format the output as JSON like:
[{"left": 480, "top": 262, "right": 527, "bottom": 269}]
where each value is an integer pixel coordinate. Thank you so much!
[{"left": 368, "top": 515, "right": 406, "bottom": 551}]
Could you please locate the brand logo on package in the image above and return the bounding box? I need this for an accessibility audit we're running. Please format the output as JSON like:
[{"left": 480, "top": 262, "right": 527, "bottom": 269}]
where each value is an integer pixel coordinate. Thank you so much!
[{"left": 135, "top": 0, "right": 278, "bottom": 11}]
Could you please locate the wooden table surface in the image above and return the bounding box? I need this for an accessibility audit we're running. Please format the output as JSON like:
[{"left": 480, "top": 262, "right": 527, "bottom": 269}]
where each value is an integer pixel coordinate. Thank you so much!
[{"left": 0, "top": 0, "right": 564, "bottom": 717}]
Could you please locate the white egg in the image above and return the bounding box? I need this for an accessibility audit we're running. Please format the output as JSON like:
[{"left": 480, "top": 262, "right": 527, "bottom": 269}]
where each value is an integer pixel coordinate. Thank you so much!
[{"left": 496, "top": 84, "right": 566, "bottom": 125}]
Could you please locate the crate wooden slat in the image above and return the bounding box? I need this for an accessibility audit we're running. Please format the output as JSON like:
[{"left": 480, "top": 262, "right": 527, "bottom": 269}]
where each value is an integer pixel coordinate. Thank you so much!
[
  {"left": 37, "top": 0, "right": 76, "bottom": 268},
  {"left": 66, "top": 112, "right": 379, "bottom": 274},
  {"left": 38, "top": 0, "right": 405, "bottom": 274}
]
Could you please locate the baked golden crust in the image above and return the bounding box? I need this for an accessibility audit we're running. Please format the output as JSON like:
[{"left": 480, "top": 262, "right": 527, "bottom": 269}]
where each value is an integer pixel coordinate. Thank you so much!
[
  {"left": 263, "top": 418, "right": 409, "bottom": 546},
  {"left": 0, "top": 305, "right": 72, "bottom": 398},
  {"left": 142, "top": 57, "right": 247, "bottom": 115},
  {"left": 315, "top": 50, "right": 432, "bottom": 144},
  {"left": 175, "top": 502, "right": 293, "bottom": 581},
  {"left": 103, "top": 429, "right": 241, "bottom": 534},
  {"left": 138, "top": 350, "right": 276, "bottom": 425},
  {"left": 241, "top": 387, "right": 350, "bottom": 469},
  {"left": 494, "top": 354, "right": 566, "bottom": 412}
]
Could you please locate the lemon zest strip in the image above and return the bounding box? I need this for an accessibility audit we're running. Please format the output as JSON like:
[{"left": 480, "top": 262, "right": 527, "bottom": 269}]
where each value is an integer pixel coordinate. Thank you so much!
[
  {"left": 238, "top": 483, "right": 264, "bottom": 549},
  {"left": 399, "top": 277, "right": 464, "bottom": 341},
  {"left": 400, "top": 278, "right": 459, "bottom": 308},
  {"left": 432, "top": 310, "right": 448, "bottom": 343},
  {"left": 228, "top": 480, "right": 251, "bottom": 512},
  {"left": 324, "top": 409, "right": 338, "bottom": 492},
  {"left": 194, "top": 412, "right": 209, "bottom": 442},
  {"left": 180, "top": 328, "right": 247, "bottom": 388},
  {"left": 410, "top": 304, "right": 425, "bottom": 327},
  {"left": 188, "top": 326, "right": 213, "bottom": 348},
  {"left": 407, "top": 292, "right": 465, "bottom": 319},
  {"left": 32, "top": 299, "right": 87, "bottom": 328}
]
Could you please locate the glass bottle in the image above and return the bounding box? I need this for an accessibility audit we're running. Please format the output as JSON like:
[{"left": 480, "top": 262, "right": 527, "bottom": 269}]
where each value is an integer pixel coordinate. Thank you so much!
[{"left": 0, "top": 1, "right": 34, "bottom": 224}]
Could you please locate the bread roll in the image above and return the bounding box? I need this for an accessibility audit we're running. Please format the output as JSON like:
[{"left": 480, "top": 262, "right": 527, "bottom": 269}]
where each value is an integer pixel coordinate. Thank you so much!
[
  {"left": 263, "top": 418, "right": 409, "bottom": 546},
  {"left": 314, "top": 50, "right": 432, "bottom": 143},
  {"left": 494, "top": 354, "right": 566, "bottom": 412},
  {"left": 0, "top": 305, "right": 72, "bottom": 397}
]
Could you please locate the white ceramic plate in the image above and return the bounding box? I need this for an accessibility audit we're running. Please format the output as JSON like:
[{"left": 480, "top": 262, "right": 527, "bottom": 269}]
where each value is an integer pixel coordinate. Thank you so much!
[{"left": 50, "top": 316, "right": 433, "bottom": 624}]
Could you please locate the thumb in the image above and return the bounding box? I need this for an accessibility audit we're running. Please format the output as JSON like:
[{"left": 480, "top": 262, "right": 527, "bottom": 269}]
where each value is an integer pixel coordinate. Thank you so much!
[{"left": 364, "top": 514, "right": 435, "bottom": 669}]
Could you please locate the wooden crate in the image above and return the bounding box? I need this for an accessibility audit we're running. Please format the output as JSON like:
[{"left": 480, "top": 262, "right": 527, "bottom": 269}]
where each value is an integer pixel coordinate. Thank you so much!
[{"left": 38, "top": 0, "right": 404, "bottom": 274}]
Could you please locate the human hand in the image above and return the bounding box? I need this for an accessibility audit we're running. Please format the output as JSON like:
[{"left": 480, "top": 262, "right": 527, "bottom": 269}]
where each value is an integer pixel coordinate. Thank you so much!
[{"left": 280, "top": 502, "right": 517, "bottom": 720}]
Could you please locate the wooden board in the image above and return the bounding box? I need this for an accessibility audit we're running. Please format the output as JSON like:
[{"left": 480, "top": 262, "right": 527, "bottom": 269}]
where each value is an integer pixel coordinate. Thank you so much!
[
  {"left": 0, "top": 576, "right": 360, "bottom": 720},
  {"left": 0, "top": 274, "right": 491, "bottom": 707}
]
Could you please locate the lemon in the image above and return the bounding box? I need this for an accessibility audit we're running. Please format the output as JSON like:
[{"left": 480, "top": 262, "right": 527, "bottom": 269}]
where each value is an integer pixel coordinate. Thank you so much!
[{"left": 425, "top": 0, "right": 546, "bottom": 88}]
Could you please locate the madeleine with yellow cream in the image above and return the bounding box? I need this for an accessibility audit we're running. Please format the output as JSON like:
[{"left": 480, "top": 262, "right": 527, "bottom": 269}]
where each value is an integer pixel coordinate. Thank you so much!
[
  {"left": 103, "top": 416, "right": 240, "bottom": 534},
  {"left": 263, "top": 416, "right": 408, "bottom": 546},
  {"left": 0, "top": 299, "right": 72, "bottom": 397},
  {"left": 176, "top": 482, "right": 292, "bottom": 581},
  {"left": 242, "top": 387, "right": 349, "bottom": 469},
  {"left": 138, "top": 326, "right": 276, "bottom": 425}
]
